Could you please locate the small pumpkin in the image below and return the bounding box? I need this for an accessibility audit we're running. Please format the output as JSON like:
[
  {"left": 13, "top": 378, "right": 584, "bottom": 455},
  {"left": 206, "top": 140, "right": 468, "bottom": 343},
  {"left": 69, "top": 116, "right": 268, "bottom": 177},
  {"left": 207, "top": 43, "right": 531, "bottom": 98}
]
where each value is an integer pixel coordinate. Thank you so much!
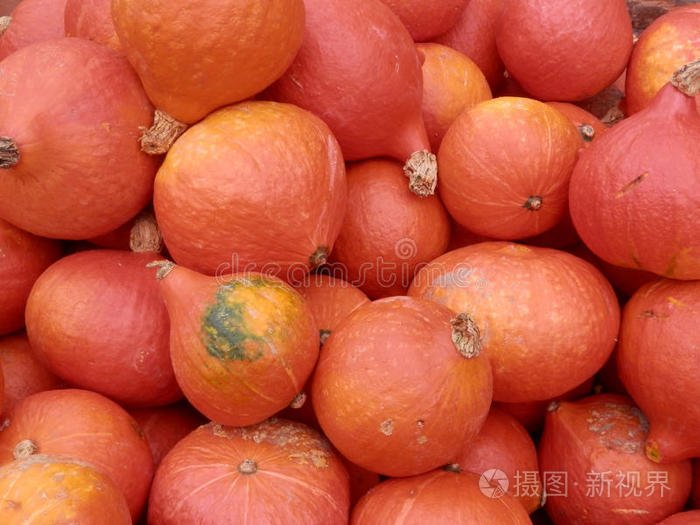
[
  {"left": 312, "top": 296, "right": 493, "bottom": 477},
  {"left": 545, "top": 102, "right": 607, "bottom": 148},
  {"left": 150, "top": 262, "right": 319, "bottom": 427},
  {"left": 148, "top": 419, "right": 350, "bottom": 525}
]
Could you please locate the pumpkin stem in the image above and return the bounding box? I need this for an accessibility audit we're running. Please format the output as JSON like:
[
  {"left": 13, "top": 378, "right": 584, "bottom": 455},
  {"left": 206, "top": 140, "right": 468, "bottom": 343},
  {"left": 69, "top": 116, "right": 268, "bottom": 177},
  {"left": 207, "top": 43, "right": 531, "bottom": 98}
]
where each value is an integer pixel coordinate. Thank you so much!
[
  {"left": 443, "top": 463, "right": 462, "bottom": 473},
  {"left": 523, "top": 196, "right": 543, "bottom": 211},
  {"left": 129, "top": 210, "right": 163, "bottom": 253},
  {"left": 146, "top": 259, "right": 176, "bottom": 280},
  {"left": 547, "top": 401, "right": 560, "bottom": 412},
  {"left": 403, "top": 150, "right": 438, "bottom": 197},
  {"left": 0, "top": 16, "right": 10, "bottom": 35},
  {"left": 289, "top": 392, "right": 306, "bottom": 409},
  {"left": 451, "top": 313, "right": 482, "bottom": 359},
  {"left": 237, "top": 459, "right": 258, "bottom": 475},
  {"left": 645, "top": 440, "right": 662, "bottom": 463},
  {"left": 671, "top": 59, "right": 700, "bottom": 97},
  {"left": 319, "top": 329, "right": 331, "bottom": 346},
  {"left": 139, "top": 109, "right": 188, "bottom": 155},
  {"left": 13, "top": 439, "right": 39, "bottom": 460},
  {"left": 0, "top": 137, "right": 19, "bottom": 169},
  {"left": 309, "top": 246, "right": 329, "bottom": 269},
  {"left": 578, "top": 124, "right": 595, "bottom": 143}
]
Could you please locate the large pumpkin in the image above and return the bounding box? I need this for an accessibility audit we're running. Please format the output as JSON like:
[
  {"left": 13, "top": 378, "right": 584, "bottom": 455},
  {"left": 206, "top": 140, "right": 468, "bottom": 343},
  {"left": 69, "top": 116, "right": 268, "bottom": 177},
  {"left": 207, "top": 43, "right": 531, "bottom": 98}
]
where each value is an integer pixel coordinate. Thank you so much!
[
  {"left": 437, "top": 97, "right": 581, "bottom": 240},
  {"left": 148, "top": 419, "right": 350, "bottom": 524},
  {"left": 0, "top": 455, "right": 131, "bottom": 524},
  {"left": 150, "top": 262, "right": 320, "bottom": 427},
  {"left": 0, "top": 218, "right": 62, "bottom": 335},
  {"left": 153, "top": 101, "right": 347, "bottom": 277},
  {"left": 408, "top": 242, "right": 620, "bottom": 403},
  {"left": 0, "top": 37, "right": 158, "bottom": 239},
  {"left": 25, "top": 249, "right": 180, "bottom": 407},
  {"left": 312, "top": 296, "right": 493, "bottom": 477},
  {"left": 495, "top": 0, "right": 633, "bottom": 101},
  {"left": 0, "top": 389, "right": 154, "bottom": 520},
  {"left": 329, "top": 158, "right": 450, "bottom": 299}
]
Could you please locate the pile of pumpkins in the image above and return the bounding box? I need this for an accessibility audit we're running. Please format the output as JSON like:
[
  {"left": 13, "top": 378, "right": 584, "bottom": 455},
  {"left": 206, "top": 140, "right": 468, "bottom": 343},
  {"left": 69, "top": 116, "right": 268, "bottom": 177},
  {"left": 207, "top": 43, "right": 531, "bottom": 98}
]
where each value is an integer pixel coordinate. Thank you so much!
[{"left": 0, "top": 0, "right": 698, "bottom": 523}]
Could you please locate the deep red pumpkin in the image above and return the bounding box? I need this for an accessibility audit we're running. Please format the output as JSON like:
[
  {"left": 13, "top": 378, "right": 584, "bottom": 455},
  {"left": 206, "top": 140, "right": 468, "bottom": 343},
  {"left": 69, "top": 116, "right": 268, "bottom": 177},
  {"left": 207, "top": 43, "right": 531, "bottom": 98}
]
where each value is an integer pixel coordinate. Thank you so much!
[
  {"left": 0, "top": 218, "right": 62, "bottom": 335},
  {"left": 455, "top": 407, "right": 542, "bottom": 514},
  {"left": 312, "top": 296, "right": 493, "bottom": 477},
  {"left": 408, "top": 242, "right": 620, "bottom": 403},
  {"left": 378, "top": 0, "right": 468, "bottom": 41},
  {"left": 25, "top": 250, "right": 181, "bottom": 408},
  {"left": 434, "top": 0, "right": 505, "bottom": 90},
  {"left": 0, "top": 389, "right": 154, "bottom": 520},
  {"left": 0, "top": 332, "right": 62, "bottom": 415},
  {"left": 151, "top": 262, "right": 319, "bottom": 427},
  {"left": 495, "top": 0, "right": 633, "bottom": 101},
  {"left": 659, "top": 510, "right": 700, "bottom": 525},
  {"left": 267, "top": 0, "right": 438, "bottom": 196},
  {"left": 129, "top": 402, "right": 206, "bottom": 468},
  {"left": 0, "top": 0, "right": 66, "bottom": 60},
  {"left": 569, "top": 61, "right": 700, "bottom": 280},
  {"left": 351, "top": 467, "right": 531, "bottom": 524},
  {"left": 617, "top": 278, "right": 700, "bottom": 463},
  {"left": 329, "top": 158, "right": 451, "bottom": 299},
  {"left": 64, "top": 0, "right": 122, "bottom": 52},
  {"left": 148, "top": 419, "right": 350, "bottom": 525},
  {"left": 0, "top": 38, "right": 158, "bottom": 240},
  {"left": 539, "top": 394, "right": 691, "bottom": 524},
  {"left": 153, "top": 101, "right": 347, "bottom": 277},
  {"left": 438, "top": 97, "right": 581, "bottom": 240}
]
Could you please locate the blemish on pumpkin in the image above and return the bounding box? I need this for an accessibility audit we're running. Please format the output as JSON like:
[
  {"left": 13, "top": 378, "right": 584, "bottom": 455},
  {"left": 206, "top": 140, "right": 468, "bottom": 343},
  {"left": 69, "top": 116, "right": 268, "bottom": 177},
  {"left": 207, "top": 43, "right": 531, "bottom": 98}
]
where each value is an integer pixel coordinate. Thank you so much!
[
  {"left": 201, "top": 284, "right": 267, "bottom": 362},
  {"left": 379, "top": 419, "right": 394, "bottom": 436},
  {"left": 630, "top": 253, "right": 644, "bottom": 269},
  {"left": 667, "top": 297, "right": 687, "bottom": 307},
  {"left": 0, "top": 418, "right": 10, "bottom": 431},
  {"left": 612, "top": 509, "right": 649, "bottom": 515},
  {"left": 288, "top": 450, "right": 330, "bottom": 468},
  {"left": 637, "top": 310, "right": 669, "bottom": 319},
  {"left": 319, "top": 329, "right": 331, "bottom": 346},
  {"left": 416, "top": 436, "right": 428, "bottom": 444},
  {"left": 614, "top": 172, "right": 649, "bottom": 198},
  {"left": 4, "top": 500, "right": 20, "bottom": 510}
]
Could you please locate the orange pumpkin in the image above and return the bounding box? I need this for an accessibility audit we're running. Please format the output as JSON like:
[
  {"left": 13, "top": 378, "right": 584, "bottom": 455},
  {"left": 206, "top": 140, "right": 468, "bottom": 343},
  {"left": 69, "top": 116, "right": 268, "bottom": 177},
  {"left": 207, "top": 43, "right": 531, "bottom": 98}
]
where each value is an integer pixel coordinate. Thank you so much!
[
  {"left": 378, "top": 0, "right": 468, "bottom": 41},
  {"left": 329, "top": 158, "right": 450, "bottom": 299},
  {"left": 0, "top": 389, "right": 154, "bottom": 520},
  {"left": 64, "top": 0, "right": 122, "bottom": 52},
  {"left": 148, "top": 419, "right": 350, "bottom": 524},
  {"left": 150, "top": 262, "right": 319, "bottom": 427},
  {"left": 312, "top": 296, "right": 492, "bottom": 477},
  {"left": 0, "top": 455, "right": 131, "bottom": 524},
  {"left": 545, "top": 102, "right": 607, "bottom": 148},
  {"left": 0, "top": 0, "right": 65, "bottom": 60},
  {"left": 417, "top": 42, "right": 492, "bottom": 152},
  {"left": 153, "top": 101, "right": 347, "bottom": 277},
  {"left": 438, "top": 97, "right": 581, "bottom": 240}
]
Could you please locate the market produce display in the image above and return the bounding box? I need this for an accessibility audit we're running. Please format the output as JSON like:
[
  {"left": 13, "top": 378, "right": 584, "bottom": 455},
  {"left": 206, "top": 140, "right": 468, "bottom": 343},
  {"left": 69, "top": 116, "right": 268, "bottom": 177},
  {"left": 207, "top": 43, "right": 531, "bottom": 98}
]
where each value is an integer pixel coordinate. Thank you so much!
[{"left": 0, "top": 0, "right": 698, "bottom": 523}]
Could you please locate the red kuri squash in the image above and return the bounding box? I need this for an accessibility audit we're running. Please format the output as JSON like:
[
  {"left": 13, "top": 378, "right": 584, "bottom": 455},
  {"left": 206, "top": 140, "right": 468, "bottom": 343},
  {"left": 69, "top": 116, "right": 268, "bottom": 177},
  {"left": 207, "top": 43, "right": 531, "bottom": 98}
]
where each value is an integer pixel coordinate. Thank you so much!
[
  {"left": 378, "top": 0, "right": 468, "bottom": 41},
  {"left": 0, "top": 0, "right": 66, "bottom": 60},
  {"left": 148, "top": 419, "right": 350, "bottom": 525},
  {"left": 312, "top": 296, "right": 493, "bottom": 477}
]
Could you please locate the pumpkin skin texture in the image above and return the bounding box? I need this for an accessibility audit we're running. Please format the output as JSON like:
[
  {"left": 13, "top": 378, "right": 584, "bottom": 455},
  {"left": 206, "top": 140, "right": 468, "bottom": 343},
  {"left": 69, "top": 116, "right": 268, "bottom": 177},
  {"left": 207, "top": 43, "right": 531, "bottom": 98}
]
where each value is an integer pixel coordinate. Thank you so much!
[
  {"left": 434, "top": 0, "right": 505, "bottom": 91},
  {"left": 329, "top": 159, "right": 451, "bottom": 299},
  {"left": 0, "top": 389, "right": 154, "bottom": 520},
  {"left": 110, "top": 0, "right": 305, "bottom": 124},
  {"left": 378, "top": 0, "right": 468, "bottom": 42},
  {"left": 0, "top": 219, "right": 62, "bottom": 335},
  {"left": 625, "top": 6, "right": 700, "bottom": 115},
  {"left": 25, "top": 250, "right": 181, "bottom": 408},
  {"left": 0, "top": 455, "right": 131, "bottom": 525},
  {"left": 417, "top": 42, "right": 492, "bottom": 152},
  {"left": 569, "top": 76, "right": 700, "bottom": 280},
  {"left": 617, "top": 279, "right": 700, "bottom": 464},
  {"left": 455, "top": 407, "right": 542, "bottom": 514},
  {"left": 351, "top": 467, "right": 532, "bottom": 524},
  {"left": 148, "top": 419, "right": 350, "bottom": 525},
  {"left": 153, "top": 101, "right": 346, "bottom": 277},
  {"left": 0, "top": 333, "right": 62, "bottom": 415},
  {"left": 267, "top": 0, "right": 435, "bottom": 194},
  {"left": 539, "top": 394, "right": 692, "bottom": 525},
  {"left": 311, "top": 296, "right": 493, "bottom": 478},
  {"left": 408, "top": 242, "right": 620, "bottom": 403},
  {"left": 495, "top": 0, "right": 633, "bottom": 101},
  {"left": 0, "top": 38, "right": 158, "bottom": 240},
  {"left": 129, "top": 402, "right": 206, "bottom": 468},
  {"left": 294, "top": 274, "right": 370, "bottom": 344},
  {"left": 437, "top": 97, "right": 581, "bottom": 240},
  {"left": 153, "top": 263, "right": 319, "bottom": 427},
  {"left": 64, "top": 0, "right": 122, "bottom": 52},
  {"left": 0, "top": 0, "right": 66, "bottom": 60}
]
